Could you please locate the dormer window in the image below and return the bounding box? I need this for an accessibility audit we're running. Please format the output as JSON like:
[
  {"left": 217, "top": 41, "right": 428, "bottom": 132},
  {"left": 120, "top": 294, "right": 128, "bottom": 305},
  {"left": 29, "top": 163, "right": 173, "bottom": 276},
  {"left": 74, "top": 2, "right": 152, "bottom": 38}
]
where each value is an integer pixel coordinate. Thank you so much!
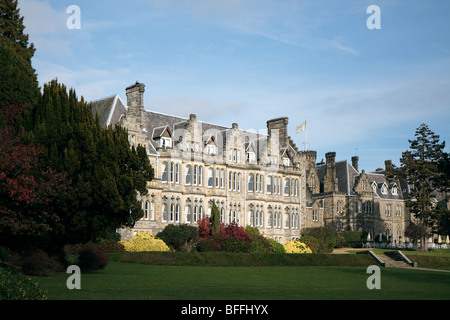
[
  {"left": 206, "top": 144, "right": 216, "bottom": 155},
  {"left": 381, "top": 183, "right": 388, "bottom": 195},
  {"left": 247, "top": 151, "right": 256, "bottom": 162},
  {"left": 391, "top": 184, "right": 398, "bottom": 195},
  {"left": 283, "top": 157, "right": 290, "bottom": 166},
  {"left": 371, "top": 182, "right": 377, "bottom": 193},
  {"left": 152, "top": 125, "right": 172, "bottom": 149},
  {"left": 160, "top": 137, "right": 172, "bottom": 149}
]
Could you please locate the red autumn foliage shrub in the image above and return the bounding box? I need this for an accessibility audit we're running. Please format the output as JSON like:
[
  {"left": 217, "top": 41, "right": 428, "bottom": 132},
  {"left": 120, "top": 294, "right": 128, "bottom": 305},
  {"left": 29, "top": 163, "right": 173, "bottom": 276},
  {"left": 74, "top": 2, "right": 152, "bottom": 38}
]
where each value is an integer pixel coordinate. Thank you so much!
[
  {"left": 77, "top": 247, "right": 109, "bottom": 272},
  {"left": 196, "top": 221, "right": 253, "bottom": 252}
]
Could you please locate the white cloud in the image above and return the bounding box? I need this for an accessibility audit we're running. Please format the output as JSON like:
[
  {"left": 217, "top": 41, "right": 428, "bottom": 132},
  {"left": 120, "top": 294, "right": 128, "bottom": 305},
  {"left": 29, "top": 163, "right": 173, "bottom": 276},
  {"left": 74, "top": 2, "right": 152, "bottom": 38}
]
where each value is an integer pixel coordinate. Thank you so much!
[{"left": 18, "top": 0, "right": 67, "bottom": 36}]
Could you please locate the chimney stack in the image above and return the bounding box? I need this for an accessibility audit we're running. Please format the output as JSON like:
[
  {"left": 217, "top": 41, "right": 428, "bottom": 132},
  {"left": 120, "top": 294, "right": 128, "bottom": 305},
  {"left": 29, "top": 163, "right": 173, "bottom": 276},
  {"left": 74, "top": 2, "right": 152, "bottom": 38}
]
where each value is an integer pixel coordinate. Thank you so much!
[
  {"left": 324, "top": 152, "right": 337, "bottom": 193},
  {"left": 352, "top": 156, "right": 359, "bottom": 172},
  {"left": 126, "top": 81, "right": 145, "bottom": 110},
  {"left": 267, "top": 117, "right": 289, "bottom": 148},
  {"left": 385, "top": 160, "right": 392, "bottom": 171}
]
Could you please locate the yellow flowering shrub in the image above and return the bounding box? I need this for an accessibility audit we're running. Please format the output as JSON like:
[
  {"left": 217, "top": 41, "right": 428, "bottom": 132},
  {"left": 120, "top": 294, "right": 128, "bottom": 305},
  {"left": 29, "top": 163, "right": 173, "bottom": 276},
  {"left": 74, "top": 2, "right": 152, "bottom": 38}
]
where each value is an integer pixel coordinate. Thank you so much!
[
  {"left": 120, "top": 232, "right": 171, "bottom": 252},
  {"left": 283, "top": 240, "right": 312, "bottom": 254}
]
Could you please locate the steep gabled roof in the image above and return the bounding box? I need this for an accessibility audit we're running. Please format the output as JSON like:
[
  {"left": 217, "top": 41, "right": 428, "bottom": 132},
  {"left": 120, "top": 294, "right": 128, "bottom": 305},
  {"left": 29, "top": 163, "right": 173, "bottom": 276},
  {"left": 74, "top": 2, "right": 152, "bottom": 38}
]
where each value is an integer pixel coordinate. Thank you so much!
[{"left": 91, "top": 94, "right": 127, "bottom": 127}]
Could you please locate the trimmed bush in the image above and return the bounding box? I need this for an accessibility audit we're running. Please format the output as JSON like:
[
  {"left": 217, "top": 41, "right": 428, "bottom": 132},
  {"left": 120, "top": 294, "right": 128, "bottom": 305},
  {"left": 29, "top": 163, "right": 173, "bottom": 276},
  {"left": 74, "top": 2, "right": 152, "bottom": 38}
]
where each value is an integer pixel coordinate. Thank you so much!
[
  {"left": 77, "top": 248, "right": 109, "bottom": 272},
  {"left": 339, "top": 231, "right": 364, "bottom": 248},
  {"left": 156, "top": 224, "right": 199, "bottom": 252},
  {"left": 0, "top": 265, "right": 47, "bottom": 300},
  {"left": 268, "top": 239, "right": 286, "bottom": 253},
  {"left": 300, "top": 236, "right": 322, "bottom": 253},
  {"left": 21, "top": 249, "right": 63, "bottom": 276},
  {"left": 0, "top": 246, "right": 10, "bottom": 262},
  {"left": 67, "top": 238, "right": 125, "bottom": 255},
  {"left": 120, "top": 232, "right": 171, "bottom": 252},
  {"left": 283, "top": 241, "right": 312, "bottom": 254}
]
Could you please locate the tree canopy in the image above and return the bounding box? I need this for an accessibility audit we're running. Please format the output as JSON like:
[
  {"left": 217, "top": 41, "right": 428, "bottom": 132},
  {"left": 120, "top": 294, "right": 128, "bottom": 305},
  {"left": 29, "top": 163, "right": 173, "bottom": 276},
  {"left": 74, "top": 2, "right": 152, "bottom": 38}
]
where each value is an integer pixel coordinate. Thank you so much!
[
  {"left": 19, "top": 80, "right": 154, "bottom": 248},
  {"left": 386, "top": 123, "right": 449, "bottom": 250},
  {"left": 0, "top": 0, "right": 39, "bottom": 108}
]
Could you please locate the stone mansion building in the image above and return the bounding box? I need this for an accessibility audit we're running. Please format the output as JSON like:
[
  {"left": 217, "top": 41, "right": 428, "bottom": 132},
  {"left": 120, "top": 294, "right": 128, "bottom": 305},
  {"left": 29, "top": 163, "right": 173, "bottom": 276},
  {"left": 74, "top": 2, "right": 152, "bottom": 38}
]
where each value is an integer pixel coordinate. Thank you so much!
[{"left": 92, "top": 82, "right": 410, "bottom": 244}]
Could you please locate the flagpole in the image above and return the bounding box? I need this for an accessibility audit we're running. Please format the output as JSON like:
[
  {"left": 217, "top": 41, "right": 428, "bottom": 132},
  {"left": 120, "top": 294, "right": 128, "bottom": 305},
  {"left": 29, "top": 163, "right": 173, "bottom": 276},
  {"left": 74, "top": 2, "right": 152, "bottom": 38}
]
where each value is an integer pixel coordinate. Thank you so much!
[{"left": 305, "top": 120, "right": 307, "bottom": 151}]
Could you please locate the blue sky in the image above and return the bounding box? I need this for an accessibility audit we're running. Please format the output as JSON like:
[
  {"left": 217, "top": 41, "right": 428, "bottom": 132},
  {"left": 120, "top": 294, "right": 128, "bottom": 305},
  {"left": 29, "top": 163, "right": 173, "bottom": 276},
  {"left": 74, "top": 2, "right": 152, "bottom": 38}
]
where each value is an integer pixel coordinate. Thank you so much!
[{"left": 18, "top": 0, "right": 450, "bottom": 171}]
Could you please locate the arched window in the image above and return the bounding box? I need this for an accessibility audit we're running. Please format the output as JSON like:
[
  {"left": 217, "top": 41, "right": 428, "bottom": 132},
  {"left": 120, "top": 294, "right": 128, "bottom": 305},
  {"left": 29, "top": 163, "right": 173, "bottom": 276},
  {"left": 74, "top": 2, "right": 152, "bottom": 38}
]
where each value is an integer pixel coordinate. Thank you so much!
[
  {"left": 162, "top": 203, "right": 168, "bottom": 222},
  {"left": 215, "top": 168, "right": 219, "bottom": 187},
  {"left": 185, "top": 165, "right": 192, "bottom": 185},
  {"left": 161, "top": 162, "right": 168, "bottom": 182},
  {"left": 193, "top": 166, "right": 198, "bottom": 185},
  {"left": 284, "top": 178, "right": 290, "bottom": 195},
  {"left": 285, "top": 213, "right": 290, "bottom": 229},
  {"left": 193, "top": 206, "right": 198, "bottom": 222},
  {"left": 175, "top": 204, "right": 180, "bottom": 222},
  {"left": 268, "top": 212, "right": 273, "bottom": 228},
  {"left": 150, "top": 201, "right": 155, "bottom": 220},
  {"left": 185, "top": 206, "right": 192, "bottom": 223},
  {"left": 248, "top": 174, "right": 254, "bottom": 192},
  {"left": 277, "top": 177, "right": 281, "bottom": 194},
  {"left": 143, "top": 201, "right": 149, "bottom": 220},
  {"left": 220, "top": 169, "right": 224, "bottom": 188},
  {"left": 170, "top": 162, "right": 174, "bottom": 183},
  {"left": 207, "top": 168, "right": 214, "bottom": 188},
  {"left": 396, "top": 205, "right": 402, "bottom": 217},
  {"left": 175, "top": 163, "right": 180, "bottom": 184},
  {"left": 266, "top": 176, "right": 272, "bottom": 194},
  {"left": 220, "top": 207, "right": 224, "bottom": 223},
  {"left": 293, "top": 213, "right": 299, "bottom": 229},
  {"left": 337, "top": 201, "right": 343, "bottom": 214},
  {"left": 310, "top": 174, "right": 316, "bottom": 193},
  {"left": 199, "top": 206, "right": 204, "bottom": 220},
  {"left": 198, "top": 166, "right": 203, "bottom": 186},
  {"left": 249, "top": 211, "right": 254, "bottom": 227},
  {"left": 170, "top": 204, "right": 175, "bottom": 222}
]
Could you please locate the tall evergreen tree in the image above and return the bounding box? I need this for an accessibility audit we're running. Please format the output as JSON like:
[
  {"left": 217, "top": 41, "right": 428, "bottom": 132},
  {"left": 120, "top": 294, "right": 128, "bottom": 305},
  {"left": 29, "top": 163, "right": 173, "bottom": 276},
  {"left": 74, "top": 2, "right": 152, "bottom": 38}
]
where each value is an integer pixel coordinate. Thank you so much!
[
  {"left": 386, "top": 123, "right": 448, "bottom": 251},
  {"left": 0, "top": 0, "right": 39, "bottom": 109},
  {"left": 0, "top": 0, "right": 35, "bottom": 61},
  {"left": 211, "top": 200, "right": 220, "bottom": 235},
  {"left": 21, "top": 80, "right": 154, "bottom": 247}
]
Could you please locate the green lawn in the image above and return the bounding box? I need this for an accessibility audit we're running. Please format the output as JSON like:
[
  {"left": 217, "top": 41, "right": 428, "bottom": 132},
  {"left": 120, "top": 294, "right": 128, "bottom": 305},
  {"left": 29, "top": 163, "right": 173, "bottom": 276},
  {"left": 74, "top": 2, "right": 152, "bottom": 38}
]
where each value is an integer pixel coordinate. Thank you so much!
[{"left": 35, "top": 261, "right": 450, "bottom": 300}]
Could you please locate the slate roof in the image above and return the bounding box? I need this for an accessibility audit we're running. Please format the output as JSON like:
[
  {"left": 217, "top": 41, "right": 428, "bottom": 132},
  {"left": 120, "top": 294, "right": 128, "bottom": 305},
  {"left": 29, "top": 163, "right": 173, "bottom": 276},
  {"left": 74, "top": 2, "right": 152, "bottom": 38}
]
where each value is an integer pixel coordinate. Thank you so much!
[
  {"left": 91, "top": 95, "right": 127, "bottom": 127},
  {"left": 91, "top": 95, "right": 272, "bottom": 157},
  {"left": 315, "top": 159, "right": 404, "bottom": 200}
]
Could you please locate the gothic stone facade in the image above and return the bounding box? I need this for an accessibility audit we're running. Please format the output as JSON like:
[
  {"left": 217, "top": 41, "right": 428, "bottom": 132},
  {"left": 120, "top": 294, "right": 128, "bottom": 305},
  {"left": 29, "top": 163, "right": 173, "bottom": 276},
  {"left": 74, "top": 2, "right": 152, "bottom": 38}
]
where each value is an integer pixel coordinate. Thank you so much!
[{"left": 92, "top": 82, "right": 410, "bottom": 244}]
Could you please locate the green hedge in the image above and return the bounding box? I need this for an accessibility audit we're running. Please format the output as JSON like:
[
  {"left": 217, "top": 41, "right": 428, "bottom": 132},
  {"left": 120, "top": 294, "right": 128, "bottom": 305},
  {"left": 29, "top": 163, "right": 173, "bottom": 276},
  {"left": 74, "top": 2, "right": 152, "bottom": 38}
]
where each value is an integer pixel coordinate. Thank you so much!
[
  {"left": 0, "top": 265, "right": 47, "bottom": 300},
  {"left": 112, "top": 251, "right": 374, "bottom": 267}
]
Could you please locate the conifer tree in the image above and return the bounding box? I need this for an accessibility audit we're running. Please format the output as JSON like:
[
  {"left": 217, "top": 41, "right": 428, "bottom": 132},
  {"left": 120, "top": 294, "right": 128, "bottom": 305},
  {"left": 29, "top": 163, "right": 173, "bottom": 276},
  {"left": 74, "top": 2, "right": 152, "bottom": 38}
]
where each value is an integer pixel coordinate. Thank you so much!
[
  {"left": 0, "top": 0, "right": 35, "bottom": 61},
  {"left": 21, "top": 80, "right": 154, "bottom": 247},
  {"left": 211, "top": 200, "right": 220, "bottom": 235},
  {"left": 0, "top": 0, "right": 39, "bottom": 109},
  {"left": 386, "top": 123, "right": 448, "bottom": 251}
]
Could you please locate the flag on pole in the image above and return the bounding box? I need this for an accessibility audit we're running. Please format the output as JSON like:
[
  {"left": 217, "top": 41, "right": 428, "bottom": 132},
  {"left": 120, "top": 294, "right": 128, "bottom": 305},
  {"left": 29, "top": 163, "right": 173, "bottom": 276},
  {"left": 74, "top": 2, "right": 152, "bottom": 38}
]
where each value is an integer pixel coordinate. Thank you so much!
[{"left": 296, "top": 121, "right": 306, "bottom": 133}]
